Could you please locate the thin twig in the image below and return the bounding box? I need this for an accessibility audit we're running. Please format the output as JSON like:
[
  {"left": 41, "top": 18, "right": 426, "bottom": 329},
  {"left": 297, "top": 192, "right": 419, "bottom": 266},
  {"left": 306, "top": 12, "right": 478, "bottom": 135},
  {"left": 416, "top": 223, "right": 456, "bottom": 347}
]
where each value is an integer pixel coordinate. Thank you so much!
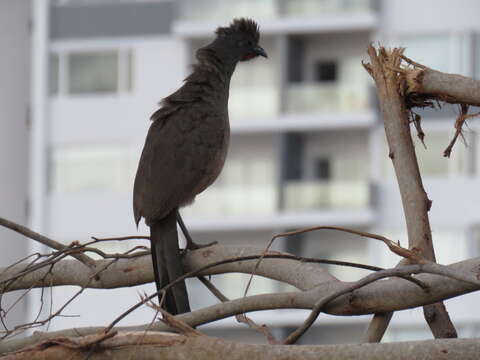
[
  {"left": 0, "top": 217, "right": 95, "bottom": 268},
  {"left": 91, "top": 235, "right": 150, "bottom": 242},
  {"left": 444, "top": 104, "right": 480, "bottom": 158},
  {"left": 244, "top": 225, "right": 424, "bottom": 300},
  {"left": 105, "top": 249, "right": 442, "bottom": 334},
  {"left": 283, "top": 262, "right": 480, "bottom": 344},
  {"left": 400, "top": 54, "right": 427, "bottom": 69},
  {"left": 144, "top": 298, "right": 201, "bottom": 337},
  {"left": 198, "top": 276, "right": 279, "bottom": 344}
]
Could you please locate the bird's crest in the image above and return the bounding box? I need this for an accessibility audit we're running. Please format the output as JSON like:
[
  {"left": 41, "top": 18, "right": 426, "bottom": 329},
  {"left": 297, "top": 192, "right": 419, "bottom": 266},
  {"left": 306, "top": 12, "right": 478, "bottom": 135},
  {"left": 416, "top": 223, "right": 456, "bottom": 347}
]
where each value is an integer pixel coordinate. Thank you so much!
[{"left": 215, "top": 18, "right": 260, "bottom": 43}]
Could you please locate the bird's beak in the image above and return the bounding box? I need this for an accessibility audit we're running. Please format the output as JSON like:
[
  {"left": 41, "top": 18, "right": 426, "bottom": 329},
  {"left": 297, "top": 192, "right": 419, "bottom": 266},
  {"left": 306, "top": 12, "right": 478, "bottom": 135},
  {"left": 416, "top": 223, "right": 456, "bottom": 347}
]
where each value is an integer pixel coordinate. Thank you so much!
[{"left": 253, "top": 46, "right": 268, "bottom": 58}]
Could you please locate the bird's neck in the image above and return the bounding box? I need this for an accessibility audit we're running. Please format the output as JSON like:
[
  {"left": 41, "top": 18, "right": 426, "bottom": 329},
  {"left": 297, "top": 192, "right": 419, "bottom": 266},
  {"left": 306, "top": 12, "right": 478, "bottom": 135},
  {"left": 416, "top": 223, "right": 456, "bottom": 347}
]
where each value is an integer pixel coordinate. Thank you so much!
[{"left": 195, "top": 47, "right": 237, "bottom": 83}]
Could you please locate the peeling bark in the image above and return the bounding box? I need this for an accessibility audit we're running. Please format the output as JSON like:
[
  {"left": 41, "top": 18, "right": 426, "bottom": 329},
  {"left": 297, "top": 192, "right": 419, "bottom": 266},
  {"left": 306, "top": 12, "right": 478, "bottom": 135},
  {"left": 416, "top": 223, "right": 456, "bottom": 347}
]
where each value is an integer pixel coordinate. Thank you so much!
[{"left": 3, "top": 332, "right": 480, "bottom": 360}]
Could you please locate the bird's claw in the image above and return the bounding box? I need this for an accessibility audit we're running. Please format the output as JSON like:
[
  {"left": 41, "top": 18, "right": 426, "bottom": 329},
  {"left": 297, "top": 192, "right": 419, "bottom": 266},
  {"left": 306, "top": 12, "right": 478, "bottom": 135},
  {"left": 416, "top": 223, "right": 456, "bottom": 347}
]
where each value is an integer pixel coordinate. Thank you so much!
[{"left": 186, "top": 240, "right": 218, "bottom": 251}]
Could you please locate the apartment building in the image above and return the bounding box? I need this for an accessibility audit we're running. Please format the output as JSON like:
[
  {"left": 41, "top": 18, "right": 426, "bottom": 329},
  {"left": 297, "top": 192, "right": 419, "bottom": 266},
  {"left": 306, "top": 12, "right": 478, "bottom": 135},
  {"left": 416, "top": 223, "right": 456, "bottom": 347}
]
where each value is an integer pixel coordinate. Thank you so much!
[{"left": 6, "top": 0, "right": 480, "bottom": 343}]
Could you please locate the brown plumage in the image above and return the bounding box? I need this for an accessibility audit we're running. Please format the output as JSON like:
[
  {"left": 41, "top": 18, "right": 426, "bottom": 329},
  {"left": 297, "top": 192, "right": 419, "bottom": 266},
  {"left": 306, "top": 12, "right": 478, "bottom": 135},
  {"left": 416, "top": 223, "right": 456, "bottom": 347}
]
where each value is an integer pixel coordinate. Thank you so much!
[{"left": 133, "top": 18, "right": 267, "bottom": 314}]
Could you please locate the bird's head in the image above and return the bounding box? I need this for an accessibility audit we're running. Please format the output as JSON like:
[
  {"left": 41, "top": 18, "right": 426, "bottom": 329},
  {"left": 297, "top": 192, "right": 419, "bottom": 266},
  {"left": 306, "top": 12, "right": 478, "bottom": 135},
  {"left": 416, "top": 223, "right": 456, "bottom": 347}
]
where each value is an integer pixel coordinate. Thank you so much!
[{"left": 212, "top": 18, "right": 267, "bottom": 63}]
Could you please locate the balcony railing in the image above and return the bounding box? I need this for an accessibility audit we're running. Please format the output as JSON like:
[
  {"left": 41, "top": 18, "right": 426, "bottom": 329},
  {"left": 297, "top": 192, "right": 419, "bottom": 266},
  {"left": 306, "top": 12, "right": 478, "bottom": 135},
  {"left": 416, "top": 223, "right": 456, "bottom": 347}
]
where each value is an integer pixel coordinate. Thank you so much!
[
  {"left": 283, "top": 180, "right": 369, "bottom": 211},
  {"left": 177, "top": 0, "right": 373, "bottom": 21},
  {"left": 283, "top": 0, "right": 373, "bottom": 17},
  {"left": 285, "top": 83, "right": 369, "bottom": 114},
  {"left": 229, "top": 86, "right": 279, "bottom": 121},
  {"left": 177, "top": 0, "right": 277, "bottom": 22},
  {"left": 182, "top": 185, "right": 277, "bottom": 218}
]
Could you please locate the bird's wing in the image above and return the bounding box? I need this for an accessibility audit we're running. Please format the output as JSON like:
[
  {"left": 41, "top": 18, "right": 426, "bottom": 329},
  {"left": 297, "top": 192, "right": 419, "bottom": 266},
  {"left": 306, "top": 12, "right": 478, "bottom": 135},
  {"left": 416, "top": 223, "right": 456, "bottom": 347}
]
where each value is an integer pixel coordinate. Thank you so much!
[{"left": 133, "top": 105, "right": 224, "bottom": 225}]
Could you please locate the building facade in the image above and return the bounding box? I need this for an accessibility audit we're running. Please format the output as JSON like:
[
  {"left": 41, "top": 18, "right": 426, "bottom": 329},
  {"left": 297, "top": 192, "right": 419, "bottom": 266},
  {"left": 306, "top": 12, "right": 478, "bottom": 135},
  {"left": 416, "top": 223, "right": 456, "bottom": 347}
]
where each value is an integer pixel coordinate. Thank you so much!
[{"left": 4, "top": 0, "right": 480, "bottom": 343}]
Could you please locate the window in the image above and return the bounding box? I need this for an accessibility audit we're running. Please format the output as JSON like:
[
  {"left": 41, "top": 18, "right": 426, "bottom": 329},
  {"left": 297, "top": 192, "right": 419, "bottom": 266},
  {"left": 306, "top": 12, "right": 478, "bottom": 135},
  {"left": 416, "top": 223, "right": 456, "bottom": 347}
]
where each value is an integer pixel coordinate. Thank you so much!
[
  {"left": 182, "top": 157, "right": 277, "bottom": 218},
  {"left": 382, "top": 130, "right": 466, "bottom": 178},
  {"left": 49, "top": 49, "right": 134, "bottom": 96},
  {"left": 50, "top": 145, "right": 137, "bottom": 193},
  {"left": 314, "top": 158, "right": 330, "bottom": 180},
  {"left": 49, "top": 54, "right": 59, "bottom": 95},
  {"left": 398, "top": 36, "right": 451, "bottom": 73},
  {"left": 69, "top": 51, "right": 118, "bottom": 94},
  {"left": 314, "top": 61, "right": 337, "bottom": 82},
  {"left": 229, "top": 46, "right": 278, "bottom": 120}
]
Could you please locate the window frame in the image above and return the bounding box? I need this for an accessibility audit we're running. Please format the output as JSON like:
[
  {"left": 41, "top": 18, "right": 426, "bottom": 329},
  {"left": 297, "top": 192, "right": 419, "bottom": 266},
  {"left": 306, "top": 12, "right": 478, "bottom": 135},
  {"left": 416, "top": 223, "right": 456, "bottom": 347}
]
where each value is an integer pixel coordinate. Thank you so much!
[{"left": 49, "top": 47, "right": 134, "bottom": 97}]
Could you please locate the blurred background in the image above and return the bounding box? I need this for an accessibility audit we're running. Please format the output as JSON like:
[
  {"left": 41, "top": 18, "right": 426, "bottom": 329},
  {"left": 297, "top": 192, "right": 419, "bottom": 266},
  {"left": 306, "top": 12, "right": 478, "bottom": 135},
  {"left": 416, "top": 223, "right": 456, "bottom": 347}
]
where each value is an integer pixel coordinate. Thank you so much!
[{"left": 2, "top": 0, "right": 480, "bottom": 344}]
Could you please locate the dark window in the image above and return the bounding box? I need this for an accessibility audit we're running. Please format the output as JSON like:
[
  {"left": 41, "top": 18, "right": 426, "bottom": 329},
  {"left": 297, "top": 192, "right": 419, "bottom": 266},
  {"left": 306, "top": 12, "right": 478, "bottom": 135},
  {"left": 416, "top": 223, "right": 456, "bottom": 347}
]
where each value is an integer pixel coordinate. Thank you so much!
[
  {"left": 314, "top": 61, "right": 337, "bottom": 82},
  {"left": 49, "top": 54, "right": 59, "bottom": 95},
  {"left": 314, "top": 158, "right": 330, "bottom": 180}
]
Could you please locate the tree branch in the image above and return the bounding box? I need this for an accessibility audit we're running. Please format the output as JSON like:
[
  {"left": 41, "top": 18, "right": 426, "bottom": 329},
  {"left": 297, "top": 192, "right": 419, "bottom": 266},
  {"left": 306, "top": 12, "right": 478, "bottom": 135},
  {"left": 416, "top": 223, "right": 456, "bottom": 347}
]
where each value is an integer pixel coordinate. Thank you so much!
[
  {"left": 3, "top": 258, "right": 480, "bottom": 354},
  {"left": 365, "top": 45, "right": 458, "bottom": 338},
  {"left": 4, "top": 331, "right": 480, "bottom": 359},
  {"left": 0, "top": 217, "right": 95, "bottom": 268},
  {"left": 363, "top": 312, "right": 393, "bottom": 343},
  {"left": 404, "top": 64, "right": 480, "bottom": 107}
]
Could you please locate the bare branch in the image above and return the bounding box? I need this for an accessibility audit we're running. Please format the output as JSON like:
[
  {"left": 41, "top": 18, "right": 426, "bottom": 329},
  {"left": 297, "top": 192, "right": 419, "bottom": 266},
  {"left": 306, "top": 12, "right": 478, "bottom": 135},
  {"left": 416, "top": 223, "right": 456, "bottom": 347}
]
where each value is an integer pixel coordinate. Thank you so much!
[
  {"left": 4, "top": 333, "right": 480, "bottom": 360},
  {"left": 365, "top": 44, "right": 458, "bottom": 338},
  {"left": 0, "top": 217, "right": 95, "bottom": 268},
  {"left": 91, "top": 235, "right": 149, "bottom": 242},
  {"left": 198, "top": 276, "right": 279, "bottom": 344},
  {"left": 364, "top": 312, "right": 394, "bottom": 343},
  {"left": 283, "top": 262, "right": 480, "bottom": 344},
  {"left": 405, "top": 66, "right": 480, "bottom": 107}
]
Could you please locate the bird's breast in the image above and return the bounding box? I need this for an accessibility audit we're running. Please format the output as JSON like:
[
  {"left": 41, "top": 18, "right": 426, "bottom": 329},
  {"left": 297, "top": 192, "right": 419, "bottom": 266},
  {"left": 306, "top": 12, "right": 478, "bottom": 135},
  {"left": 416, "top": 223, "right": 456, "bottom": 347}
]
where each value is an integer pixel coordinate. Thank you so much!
[{"left": 190, "top": 112, "right": 230, "bottom": 197}]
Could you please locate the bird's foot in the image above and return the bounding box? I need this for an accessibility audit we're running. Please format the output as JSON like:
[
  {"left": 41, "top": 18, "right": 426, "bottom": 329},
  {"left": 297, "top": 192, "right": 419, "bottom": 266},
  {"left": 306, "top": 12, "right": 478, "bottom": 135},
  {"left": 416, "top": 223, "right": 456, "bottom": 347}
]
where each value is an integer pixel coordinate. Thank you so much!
[
  {"left": 186, "top": 240, "right": 218, "bottom": 251},
  {"left": 179, "top": 241, "right": 217, "bottom": 256}
]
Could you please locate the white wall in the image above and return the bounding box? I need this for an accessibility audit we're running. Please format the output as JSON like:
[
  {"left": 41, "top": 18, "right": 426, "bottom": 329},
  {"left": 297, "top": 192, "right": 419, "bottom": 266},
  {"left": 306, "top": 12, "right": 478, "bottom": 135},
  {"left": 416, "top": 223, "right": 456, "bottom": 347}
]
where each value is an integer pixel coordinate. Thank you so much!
[
  {"left": 380, "top": 0, "right": 480, "bottom": 35},
  {"left": 0, "top": 0, "right": 31, "bottom": 328}
]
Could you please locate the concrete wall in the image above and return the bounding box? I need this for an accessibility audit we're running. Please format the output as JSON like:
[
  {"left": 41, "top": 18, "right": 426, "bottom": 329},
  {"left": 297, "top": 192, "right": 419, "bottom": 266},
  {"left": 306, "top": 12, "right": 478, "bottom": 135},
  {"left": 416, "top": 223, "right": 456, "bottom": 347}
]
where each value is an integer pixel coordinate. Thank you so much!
[
  {"left": 380, "top": 0, "right": 480, "bottom": 35},
  {"left": 0, "top": 0, "right": 31, "bottom": 328}
]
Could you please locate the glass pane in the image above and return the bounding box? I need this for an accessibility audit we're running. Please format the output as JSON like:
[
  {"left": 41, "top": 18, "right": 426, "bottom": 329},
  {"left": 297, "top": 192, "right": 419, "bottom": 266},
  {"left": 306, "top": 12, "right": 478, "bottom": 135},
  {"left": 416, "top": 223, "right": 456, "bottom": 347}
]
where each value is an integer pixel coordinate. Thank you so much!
[
  {"left": 51, "top": 146, "right": 135, "bottom": 193},
  {"left": 283, "top": 0, "right": 373, "bottom": 17},
  {"left": 178, "top": 0, "right": 276, "bottom": 21},
  {"left": 284, "top": 180, "right": 369, "bottom": 210},
  {"left": 68, "top": 51, "right": 118, "bottom": 94},
  {"left": 230, "top": 58, "right": 278, "bottom": 120},
  {"left": 401, "top": 36, "right": 450, "bottom": 72},
  {"left": 415, "top": 132, "right": 450, "bottom": 176},
  {"left": 49, "top": 53, "right": 59, "bottom": 95},
  {"left": 383, "top": 131, "right": 466, "bottom": 178},
  {"left": 286, "top": 56, "right": 369, "bottom": 113},
  {"left": 183, "top": 157, "right": 277, "bottom": 218}
]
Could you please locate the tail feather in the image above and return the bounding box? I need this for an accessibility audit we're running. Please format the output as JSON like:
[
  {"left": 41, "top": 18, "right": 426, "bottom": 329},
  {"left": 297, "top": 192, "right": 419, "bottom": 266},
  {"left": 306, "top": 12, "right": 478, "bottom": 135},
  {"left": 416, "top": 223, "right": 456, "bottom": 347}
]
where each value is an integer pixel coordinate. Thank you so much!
[{"left": 150, "top": 210, "right": 190, "bottom": 315}]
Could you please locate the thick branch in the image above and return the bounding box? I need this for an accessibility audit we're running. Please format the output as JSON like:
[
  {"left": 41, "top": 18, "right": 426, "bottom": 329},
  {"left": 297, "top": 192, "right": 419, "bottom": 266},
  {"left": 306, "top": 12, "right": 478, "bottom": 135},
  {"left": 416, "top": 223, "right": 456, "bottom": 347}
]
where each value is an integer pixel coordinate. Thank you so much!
[
  {"left": 365, "top": 45, "right": 457, "bottom": 338},
  {"left": 406, "top": 67, "right": 480, "bottom": 106},
  {"left": 0, "top": 246, "right": 333, "bottom": 292},
  {"left": 2, "top": 258, "right": 480, "bottom": 353},
  {"left": 4, "top": 332, "right": 480, "bottom": 360}
]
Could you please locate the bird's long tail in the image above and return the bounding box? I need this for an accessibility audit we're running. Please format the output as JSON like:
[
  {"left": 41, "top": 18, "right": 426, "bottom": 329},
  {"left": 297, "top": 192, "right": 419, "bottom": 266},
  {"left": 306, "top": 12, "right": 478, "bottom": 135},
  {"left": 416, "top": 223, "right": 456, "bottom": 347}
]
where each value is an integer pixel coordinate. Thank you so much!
[{"left": 150, "top": 210, "right": 190, "bottom": 315}]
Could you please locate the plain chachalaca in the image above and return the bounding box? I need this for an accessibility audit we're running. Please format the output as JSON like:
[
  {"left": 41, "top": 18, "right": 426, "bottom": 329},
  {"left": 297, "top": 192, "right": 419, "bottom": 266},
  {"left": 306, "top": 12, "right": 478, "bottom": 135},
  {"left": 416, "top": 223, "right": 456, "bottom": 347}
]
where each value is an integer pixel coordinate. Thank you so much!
[{"left": 133, "top": 18, "right": 267, "bottom": 315}]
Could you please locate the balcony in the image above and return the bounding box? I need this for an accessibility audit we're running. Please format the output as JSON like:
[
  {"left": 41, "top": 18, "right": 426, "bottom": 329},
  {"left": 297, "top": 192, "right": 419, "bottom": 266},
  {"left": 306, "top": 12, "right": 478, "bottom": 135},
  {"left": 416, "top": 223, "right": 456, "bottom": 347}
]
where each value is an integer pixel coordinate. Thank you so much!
[
  {"left": 229, "top": 86, "right": 279, "bottom": 122},
  {"left": 177, "top": 0, "right": 277, "bottom": 22},
  {"left": 182, "top": 185, "right": 278, "bottom": 219},
  {"left": 283, "top": 180, "right": 370, "bottom": 211},
  {"left": 285, "top": 83, "right": 369, "bottom": 114},
  {"left": 177, "top": 0, "right": 373, "bottom": 22},
  {"left": 283, "top": 0, "right": 374, "bottom": 17}
]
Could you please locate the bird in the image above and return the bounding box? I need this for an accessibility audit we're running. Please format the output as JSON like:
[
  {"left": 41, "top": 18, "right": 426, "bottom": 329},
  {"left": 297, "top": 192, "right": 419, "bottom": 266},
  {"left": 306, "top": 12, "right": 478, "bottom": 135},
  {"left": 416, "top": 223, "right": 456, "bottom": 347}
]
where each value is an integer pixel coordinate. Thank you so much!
[{"left": 133, "top": 18, "right": 267, "bottom": 315}]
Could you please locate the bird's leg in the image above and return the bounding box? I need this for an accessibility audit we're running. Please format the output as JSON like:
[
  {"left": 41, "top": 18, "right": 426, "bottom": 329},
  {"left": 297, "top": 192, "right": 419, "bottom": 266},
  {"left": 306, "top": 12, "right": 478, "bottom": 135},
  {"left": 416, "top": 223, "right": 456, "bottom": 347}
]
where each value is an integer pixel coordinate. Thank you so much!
[{"left": 176, "top": 210, "right": 217, "bottom": 250}]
